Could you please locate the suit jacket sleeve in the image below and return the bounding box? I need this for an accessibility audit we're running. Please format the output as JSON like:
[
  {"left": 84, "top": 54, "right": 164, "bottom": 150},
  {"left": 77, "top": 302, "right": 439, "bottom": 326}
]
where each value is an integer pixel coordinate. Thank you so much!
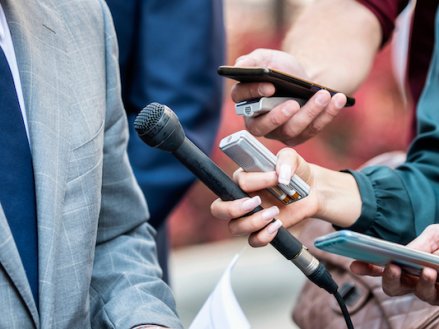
[
  {"left": 89, "top": 2, "right": 182, "bottom": 328},
  {"left": 343, "top": 11, "right": 439, "bottom": 245}
]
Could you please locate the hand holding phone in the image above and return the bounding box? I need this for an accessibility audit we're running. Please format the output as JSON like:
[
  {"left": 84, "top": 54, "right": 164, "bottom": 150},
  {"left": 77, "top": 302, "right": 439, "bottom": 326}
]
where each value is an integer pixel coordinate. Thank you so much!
[
  {"left": 218, "top": 65, "right": 355, "bottom": 107},
  {"left": 314, "top": 230, "right": 439, "bottom": 277}
]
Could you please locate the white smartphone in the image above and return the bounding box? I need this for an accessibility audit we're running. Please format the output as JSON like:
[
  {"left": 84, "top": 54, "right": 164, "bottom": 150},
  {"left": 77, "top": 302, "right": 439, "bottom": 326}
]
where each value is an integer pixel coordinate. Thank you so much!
[{"left": 314, "top": 230, "right": 439, "bottom": 276}]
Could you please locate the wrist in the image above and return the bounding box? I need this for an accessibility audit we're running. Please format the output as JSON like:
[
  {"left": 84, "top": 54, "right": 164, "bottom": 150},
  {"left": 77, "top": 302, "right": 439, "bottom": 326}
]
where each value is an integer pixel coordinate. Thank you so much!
[{"left": 312, "top": 165, "right": 361, "bottom": 227}]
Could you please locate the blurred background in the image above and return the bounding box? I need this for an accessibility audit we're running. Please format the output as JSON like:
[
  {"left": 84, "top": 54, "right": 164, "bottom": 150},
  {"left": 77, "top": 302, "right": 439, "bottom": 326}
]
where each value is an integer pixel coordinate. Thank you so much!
[{"left": 167, "top": 0, "right": 412, "bottom": 328}]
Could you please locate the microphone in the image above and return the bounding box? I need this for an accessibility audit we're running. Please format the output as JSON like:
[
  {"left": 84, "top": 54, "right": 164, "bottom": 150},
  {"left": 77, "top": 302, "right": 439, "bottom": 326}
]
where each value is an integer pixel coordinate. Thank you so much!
[{"left": 134, "top": 102, "right": 337, "bottom": 294}]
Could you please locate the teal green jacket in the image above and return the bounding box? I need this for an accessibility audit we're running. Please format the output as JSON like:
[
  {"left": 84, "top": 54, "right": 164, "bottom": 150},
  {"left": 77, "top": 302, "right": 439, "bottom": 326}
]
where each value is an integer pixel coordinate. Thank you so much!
[{"left": 345, "top": 8, "right": 439, "bottom": 245}]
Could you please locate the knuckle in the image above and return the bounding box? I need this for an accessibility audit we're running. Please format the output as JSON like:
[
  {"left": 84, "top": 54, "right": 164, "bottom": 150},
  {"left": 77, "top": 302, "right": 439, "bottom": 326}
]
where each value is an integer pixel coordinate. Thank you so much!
[
  {"left": 228, "top": 204, "right": 246, "bottom": 219},
  {"left": 268, "top": 112, "right": 286, "bottom": 127},
  {"left": 282, "top": 123, "right": 301, "bottom": 139},
  {"left": 277, "top": 147, "right": 297, "bottom": 158},
  {"left": 306, "top": 123, "right": 323, "bottom": 137},
  {"left": 237, "top": 177, "right": 251, "bottom": 191},
  {"left": 260, "top": 174, "right": 275, "bottom": 188},
  {"left": 251, "top": 48, "right": 264, "bottom": 57},
  {"left": 382, "top": 285, "right": 398, "bottom": 296},
  {"left": 248, "top": 233, "right": 266, "bottom": 248},
  {"left": 426, "top": 224, "right": 438, "bottom": 234},
  {"left": 415, "top": 290, "right": 433, "bottom": 304},
  {"left": 303, "top": 106, "right": 321, "bottom": 121},
  {"left": 228, "top": 221, "right": 241, "bottom": 236}
]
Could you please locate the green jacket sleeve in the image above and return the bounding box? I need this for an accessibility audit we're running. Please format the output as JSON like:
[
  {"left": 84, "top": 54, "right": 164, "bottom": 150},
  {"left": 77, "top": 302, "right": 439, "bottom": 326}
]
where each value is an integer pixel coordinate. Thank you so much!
[{"left": 343, "top": 9, "right": 439, "bottom": 244}]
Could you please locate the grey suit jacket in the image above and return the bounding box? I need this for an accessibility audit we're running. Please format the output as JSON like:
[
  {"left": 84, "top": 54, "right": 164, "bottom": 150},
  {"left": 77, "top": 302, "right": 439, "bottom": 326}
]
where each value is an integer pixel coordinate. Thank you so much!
[{"left": 1, "top": 0, "right": 182, "bottom": 328}]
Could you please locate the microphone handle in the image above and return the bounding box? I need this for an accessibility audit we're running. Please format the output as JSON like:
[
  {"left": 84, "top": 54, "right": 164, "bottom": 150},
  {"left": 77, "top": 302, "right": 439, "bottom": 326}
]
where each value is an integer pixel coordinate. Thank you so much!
[{"left": 174, "top": 137, "right": 303, "bottom": 260}]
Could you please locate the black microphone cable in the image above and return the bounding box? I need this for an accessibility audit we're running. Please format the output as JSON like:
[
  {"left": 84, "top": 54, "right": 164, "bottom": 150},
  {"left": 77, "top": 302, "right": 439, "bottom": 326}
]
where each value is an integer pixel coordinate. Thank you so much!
[{"left": 134, "top": 102, "right": 354, "bottom": 329}]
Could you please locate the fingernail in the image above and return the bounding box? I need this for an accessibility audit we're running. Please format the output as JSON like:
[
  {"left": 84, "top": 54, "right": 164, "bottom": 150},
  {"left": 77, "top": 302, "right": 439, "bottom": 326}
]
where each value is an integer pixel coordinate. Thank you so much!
[
  {"left": 334, "top": 94, "right": 347, "bottom": 109},
  {"left": 261, "top": 206, "right": 280, "bottom": 221},
  {"left": 278, "top": 164, "right": 292, "bottom": 185},
  {"left": 241, "top": 196, "right": 261, "bottom": 212},
  {"left": 267, "top": 219, "right": 283, "bottom": 234},
  {"left": 315, "top": 92, "right": 329, "bottom": 106}
]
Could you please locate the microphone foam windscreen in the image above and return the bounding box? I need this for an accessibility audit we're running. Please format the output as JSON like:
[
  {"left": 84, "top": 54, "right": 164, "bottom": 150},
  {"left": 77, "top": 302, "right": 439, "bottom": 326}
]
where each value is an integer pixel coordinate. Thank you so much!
[{"left": 134, "top": 102, "right": 165, "bottom": 135}]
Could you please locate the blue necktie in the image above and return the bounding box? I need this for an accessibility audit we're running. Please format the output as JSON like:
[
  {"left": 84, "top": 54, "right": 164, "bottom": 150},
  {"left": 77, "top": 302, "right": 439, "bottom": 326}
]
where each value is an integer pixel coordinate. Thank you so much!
[{"left": 0, "top": 46, "right": 39, "bottom": 305}]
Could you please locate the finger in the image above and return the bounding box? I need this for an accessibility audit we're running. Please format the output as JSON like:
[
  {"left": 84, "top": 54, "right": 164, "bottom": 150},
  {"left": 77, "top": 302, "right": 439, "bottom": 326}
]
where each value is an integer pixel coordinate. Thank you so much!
[
  {"left": 244, "top": 99, "right": 301, "bottom": 137},
  {"left": 234, "top": 48, "right": 271, "bottom": 67},
  {"left": 307, "top": 93, "right": 346, "bottom": 136},
  {"left": 234, "top": 170, "right": 278, "bottom": 193},
  {"left": 275, "top": 148, "right": 298, "bottom": 185},
  {"left": 276, "top": 147, "right": 313, "bottom": 186},
  {"left": 400, "top": 271, "right": 420, "bottom": 287},
  {"left": 415, "top": 267, "right": 439, "bottom": 305},
  {"left": 210, "top": 196, "right": 261, "bottom": 221},
  {"left": 248, "top": 219, "right": 283, "bottom": 247},
  {"left": 382, "top": 264, "right": 414, "bottom": 296},
  {"left": 267, "top": 193, "right": 318, "bottom": 228},
  {"left": 407, "top": 224, "right": 439, "bottom": 252},
  {"left": 231, "top": 167, "right": 244, "bottom": 183},
  {"left": 235, "top": 48, "right": 308, "bottom": 78},
  {"left": 228, "top": 206, "right": 280, "bottom": 236},
  {"left": 350, "top": 261, "right": 384, "bottom": 276},
  {"left": 231, "top": 82, "right": 276, "bottom": 102},
  {"left": 265, "top": 90, "right": 331, "bottom": 145}
]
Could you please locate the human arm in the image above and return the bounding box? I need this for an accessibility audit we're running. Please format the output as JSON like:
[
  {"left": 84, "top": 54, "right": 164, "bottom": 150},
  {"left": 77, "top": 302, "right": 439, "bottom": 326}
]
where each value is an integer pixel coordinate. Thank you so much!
[
  {"left": 211, "top": 111, "right": 439, "bottom": 248},
  {"left": 89, "top": 3, "right": 182, "bottom": 328},
  {"left": 350, "top": 224, "right": 439, "bottom": 306},
  {"left": 283, "top": 0, "right": 383, "bottom": 93},
  {"left": 228, "top": 0, "right": 383, "bottom": 145},
  {"left": 211, "top": 26, "right": 439, "bottom": 247},
  {"left": 210, "top": 148, "right": 362, "bottom": 247}
]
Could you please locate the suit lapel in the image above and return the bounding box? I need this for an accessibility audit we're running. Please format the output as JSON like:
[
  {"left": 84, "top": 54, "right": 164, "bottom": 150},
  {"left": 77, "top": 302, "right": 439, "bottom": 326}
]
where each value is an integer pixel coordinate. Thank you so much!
[
  {"left": 4, "top": 0, "right": 73, "bottom": 324},
  {"left": 0, "top": 206, "right": 39, "bottom": 325}
]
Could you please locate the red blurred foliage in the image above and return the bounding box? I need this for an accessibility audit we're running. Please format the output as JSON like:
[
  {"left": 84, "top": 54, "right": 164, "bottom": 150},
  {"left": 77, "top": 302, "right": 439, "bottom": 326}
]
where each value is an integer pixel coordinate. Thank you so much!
[{"left": 168, "top": 2, "right": 411, "bottom": 248}]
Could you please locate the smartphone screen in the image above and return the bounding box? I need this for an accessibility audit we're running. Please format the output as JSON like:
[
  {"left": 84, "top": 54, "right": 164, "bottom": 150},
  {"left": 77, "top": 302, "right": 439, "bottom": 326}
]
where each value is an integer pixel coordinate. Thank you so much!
[
  {"left": 314, "top": 230, "right": 439, "bottom": 276},
  {"left": 218, "top": 66, "right": 355, "bottom": 107}
]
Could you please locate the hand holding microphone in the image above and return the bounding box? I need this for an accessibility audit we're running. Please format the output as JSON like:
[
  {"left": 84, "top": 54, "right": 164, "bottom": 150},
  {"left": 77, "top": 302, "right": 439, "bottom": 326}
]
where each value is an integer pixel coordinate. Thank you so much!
[
  {"left": 133, "top": 102, "right": 338, "bottom": 295},
  {"left": 134, "top": 103, "right": 355, "bottom": 328}
]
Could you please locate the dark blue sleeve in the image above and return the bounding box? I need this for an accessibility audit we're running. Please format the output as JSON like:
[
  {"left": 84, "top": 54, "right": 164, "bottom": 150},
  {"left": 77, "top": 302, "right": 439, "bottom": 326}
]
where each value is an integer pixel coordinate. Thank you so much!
[
  {"left": 343, "top": 9, "right": 439, "bottom": 244},
  {"left": 106, "top": 0, "right": 225, "bottom": 227}
]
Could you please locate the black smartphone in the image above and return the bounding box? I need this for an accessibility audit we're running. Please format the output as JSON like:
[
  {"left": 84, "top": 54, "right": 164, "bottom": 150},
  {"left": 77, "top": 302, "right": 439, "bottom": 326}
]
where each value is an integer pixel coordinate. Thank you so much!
[{"left": 217, "top": 66, "right": 355, "bottom": 107}]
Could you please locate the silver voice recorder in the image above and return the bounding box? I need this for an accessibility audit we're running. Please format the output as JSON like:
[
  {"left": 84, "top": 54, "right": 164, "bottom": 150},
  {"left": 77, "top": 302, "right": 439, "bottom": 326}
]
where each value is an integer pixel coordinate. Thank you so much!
[
  {"left": 235, "top": 97, "right": 305, "bottom": 118},
  {"left": 219, "top": 130, "right": 310, "bottom": 204}
]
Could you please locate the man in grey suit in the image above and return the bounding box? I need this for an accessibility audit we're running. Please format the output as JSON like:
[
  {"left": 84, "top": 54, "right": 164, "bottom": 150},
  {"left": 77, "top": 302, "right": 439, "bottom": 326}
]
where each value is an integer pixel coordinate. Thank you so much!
[{"left": 0, "top": 0, "right": 182, "bottom": 328}]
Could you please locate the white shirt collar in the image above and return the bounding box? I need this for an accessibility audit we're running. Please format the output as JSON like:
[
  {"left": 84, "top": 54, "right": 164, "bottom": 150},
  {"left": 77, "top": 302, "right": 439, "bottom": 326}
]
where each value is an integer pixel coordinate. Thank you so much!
[
  {"left": 0, "top": 2, "right": 31, "bottom": 139},
  {"left": 0, "top": 4, "right": 6, "bottom": 43}
]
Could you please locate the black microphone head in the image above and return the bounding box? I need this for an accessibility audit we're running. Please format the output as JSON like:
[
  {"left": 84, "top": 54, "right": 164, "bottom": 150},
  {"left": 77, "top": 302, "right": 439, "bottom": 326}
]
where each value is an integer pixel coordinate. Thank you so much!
[{"left": 134, "top": 102, "right": 185, "bottom": 152}]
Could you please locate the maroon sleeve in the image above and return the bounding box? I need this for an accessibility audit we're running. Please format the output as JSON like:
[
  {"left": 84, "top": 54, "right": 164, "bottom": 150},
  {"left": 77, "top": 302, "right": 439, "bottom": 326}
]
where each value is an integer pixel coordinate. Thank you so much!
[{"left": 357, "top": 0, "right": 409, "bottom": 46}]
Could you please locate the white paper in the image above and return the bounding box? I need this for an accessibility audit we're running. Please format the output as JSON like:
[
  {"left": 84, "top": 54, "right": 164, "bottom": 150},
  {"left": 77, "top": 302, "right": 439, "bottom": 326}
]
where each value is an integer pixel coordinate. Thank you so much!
[{"left": 188, "top": 254, "right": 251, "bottom": 329}]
